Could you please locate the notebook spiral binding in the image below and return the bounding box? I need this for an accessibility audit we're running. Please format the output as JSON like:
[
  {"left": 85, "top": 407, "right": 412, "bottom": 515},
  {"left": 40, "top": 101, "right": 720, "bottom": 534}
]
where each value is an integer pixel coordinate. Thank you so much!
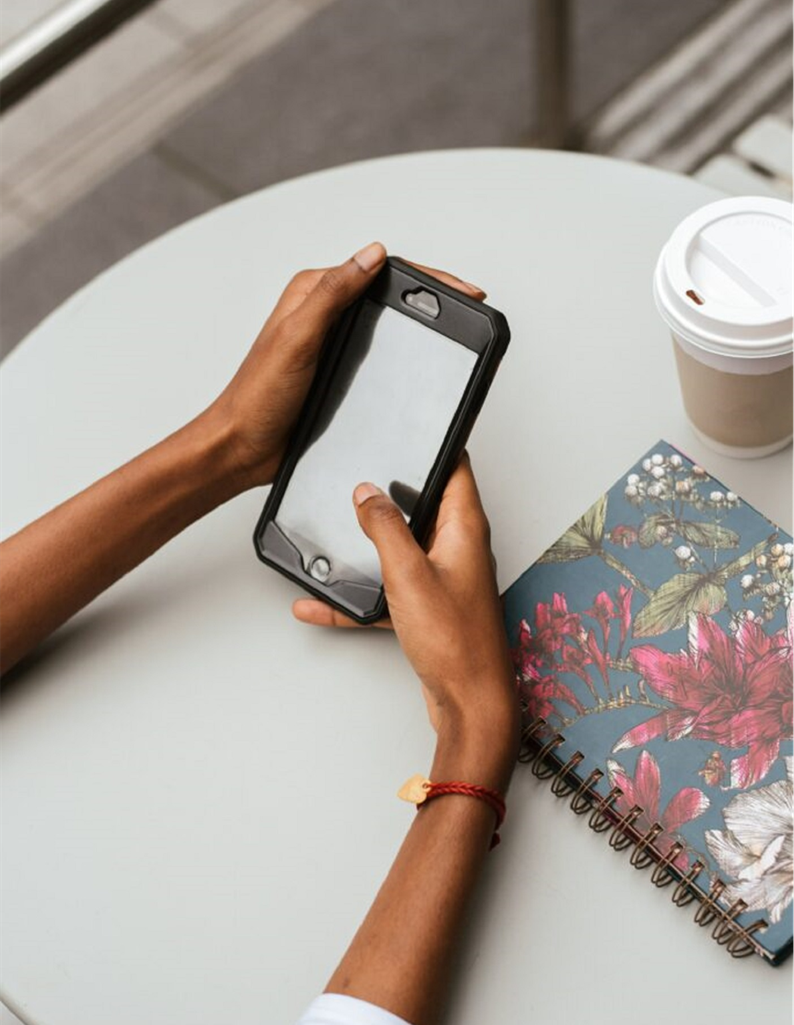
[{"left": 519, "top": 715, "right": 770, "bottom": 961}]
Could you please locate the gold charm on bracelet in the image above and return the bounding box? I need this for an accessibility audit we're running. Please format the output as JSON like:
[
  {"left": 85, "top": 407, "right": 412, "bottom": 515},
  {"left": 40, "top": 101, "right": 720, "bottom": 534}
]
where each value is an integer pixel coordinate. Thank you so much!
[{"left": 398, "top": 774, "right": 431, "bottom": 805}]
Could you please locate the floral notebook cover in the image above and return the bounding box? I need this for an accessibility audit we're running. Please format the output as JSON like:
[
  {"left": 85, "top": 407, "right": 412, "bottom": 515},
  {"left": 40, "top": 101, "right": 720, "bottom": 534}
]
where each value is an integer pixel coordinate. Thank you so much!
[{"left": 504, "top": 440, "right": 792, "bottom": 965}]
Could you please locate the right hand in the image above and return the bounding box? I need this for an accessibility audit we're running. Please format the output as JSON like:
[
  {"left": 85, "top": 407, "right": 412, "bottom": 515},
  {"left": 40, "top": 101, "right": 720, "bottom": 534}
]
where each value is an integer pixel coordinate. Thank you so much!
[{"left": 293, "top": 457, "right": 521, "bottom": 783}]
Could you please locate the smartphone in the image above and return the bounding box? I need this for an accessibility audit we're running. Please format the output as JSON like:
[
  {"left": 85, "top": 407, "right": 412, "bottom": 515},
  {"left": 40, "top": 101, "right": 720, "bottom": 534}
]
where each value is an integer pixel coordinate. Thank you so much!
[{"left": 253, "top": 256, "right": 510, "bottom": 623}]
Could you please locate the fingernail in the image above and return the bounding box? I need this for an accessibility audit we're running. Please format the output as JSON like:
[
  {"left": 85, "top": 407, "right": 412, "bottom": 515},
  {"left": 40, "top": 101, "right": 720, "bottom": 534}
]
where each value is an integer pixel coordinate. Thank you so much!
[
  {"left": 353, "top": 242, "right": 386, "bottom": 272},
  {"left": 459, "top": 279, "right": 486, "bottom": 296},
  {"left": 354, "top": 482, "right": 383, "bottom": 506}
]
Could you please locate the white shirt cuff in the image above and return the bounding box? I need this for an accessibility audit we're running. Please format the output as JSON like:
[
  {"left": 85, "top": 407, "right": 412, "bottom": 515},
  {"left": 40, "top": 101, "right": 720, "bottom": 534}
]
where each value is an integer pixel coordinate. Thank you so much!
[{"left": 295, "top": 992, "right": 413, "bottom": 1025}]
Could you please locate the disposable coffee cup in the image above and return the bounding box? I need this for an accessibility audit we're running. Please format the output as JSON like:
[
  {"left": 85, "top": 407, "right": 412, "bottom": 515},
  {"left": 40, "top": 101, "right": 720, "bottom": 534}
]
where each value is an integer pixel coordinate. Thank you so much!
[{"left": 654, "top": 196, "right": 792, "bottom": 458}]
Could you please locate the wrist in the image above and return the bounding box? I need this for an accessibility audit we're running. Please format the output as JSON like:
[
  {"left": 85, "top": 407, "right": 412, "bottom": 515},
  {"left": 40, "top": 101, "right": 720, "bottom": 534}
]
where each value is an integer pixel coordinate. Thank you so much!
[
  {"left": 434, "top": 664, "right": 521, "bottom": 760},
  {"left": 190, "top": 404, "right": 274, "bottom": 497},
  {"left": 432, "top": 703, "right": 520, "bottom": 794},
  {"left": 178, "top": 409, "right": 257, "bottom": 504}
]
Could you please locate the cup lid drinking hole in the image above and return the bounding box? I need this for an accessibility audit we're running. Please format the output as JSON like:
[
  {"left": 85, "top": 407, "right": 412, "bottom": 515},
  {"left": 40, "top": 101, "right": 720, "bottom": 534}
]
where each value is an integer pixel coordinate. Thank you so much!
[{"left": 653, "top": 196, "right": 792, "bottom": 362}]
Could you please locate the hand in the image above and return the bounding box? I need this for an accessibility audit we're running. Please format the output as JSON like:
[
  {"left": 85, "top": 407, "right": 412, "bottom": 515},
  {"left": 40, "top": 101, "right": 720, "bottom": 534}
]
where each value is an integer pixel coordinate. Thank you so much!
[
  {"left": 294, "top": 457, "right": 521, "bottom": 783},
  {"left": 204, "top": 243, "right": 487, "bottom": 489},
  {"left": 304, "top": 458, "right": 521, "bottom": 1019}
]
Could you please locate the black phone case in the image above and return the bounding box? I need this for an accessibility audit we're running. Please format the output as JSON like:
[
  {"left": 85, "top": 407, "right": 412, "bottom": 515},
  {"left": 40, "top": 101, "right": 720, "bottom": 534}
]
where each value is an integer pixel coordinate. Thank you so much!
[{"left": 253, "top": 256, "right": 511, "bottom": 623}]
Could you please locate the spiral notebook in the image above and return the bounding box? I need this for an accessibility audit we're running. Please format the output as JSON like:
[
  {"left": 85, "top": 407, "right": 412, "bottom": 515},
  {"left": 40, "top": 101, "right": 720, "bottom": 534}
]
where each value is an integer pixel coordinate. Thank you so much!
[{"left": 504, "top": 440, "right": 793, "bottom": 966}]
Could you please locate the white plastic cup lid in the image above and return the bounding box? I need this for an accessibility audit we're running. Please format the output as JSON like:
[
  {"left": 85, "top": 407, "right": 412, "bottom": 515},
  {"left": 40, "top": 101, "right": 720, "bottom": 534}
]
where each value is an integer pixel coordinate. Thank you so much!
[{"left": 653, "top": 196, "right": 793, "bottom": 364}]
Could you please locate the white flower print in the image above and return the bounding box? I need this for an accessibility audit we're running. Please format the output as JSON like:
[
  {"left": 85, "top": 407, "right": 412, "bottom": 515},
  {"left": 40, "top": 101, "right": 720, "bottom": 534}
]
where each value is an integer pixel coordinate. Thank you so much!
[{"left": 705, "top": 758, "right": 793, "bottom": 925}]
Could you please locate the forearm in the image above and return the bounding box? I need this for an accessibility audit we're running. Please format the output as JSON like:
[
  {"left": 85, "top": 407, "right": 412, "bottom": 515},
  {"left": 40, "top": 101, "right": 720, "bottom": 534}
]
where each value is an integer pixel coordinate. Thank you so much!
[
  {"left": 0, "top": 410, "right": 247, "bottom": 674},
  {"left": 326, "top": 707, "right": 518, "bottom": 1025}
]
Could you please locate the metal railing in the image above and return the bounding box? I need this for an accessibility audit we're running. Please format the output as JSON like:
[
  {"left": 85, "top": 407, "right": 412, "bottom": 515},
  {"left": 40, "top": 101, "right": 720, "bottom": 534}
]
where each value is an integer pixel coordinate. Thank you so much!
[
  {"left": 0, "top": 0, "right": 158, "bottom": 112},
  {"left": 1, "top": 0, "right": 579, "bottom": 146},
  {"left": 535, "top": 0, "right": 576, "bottom": 149}
]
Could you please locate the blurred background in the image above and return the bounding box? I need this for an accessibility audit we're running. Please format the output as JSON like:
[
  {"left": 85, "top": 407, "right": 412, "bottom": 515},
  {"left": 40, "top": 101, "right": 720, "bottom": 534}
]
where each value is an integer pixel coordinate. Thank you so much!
[{"left": 0, "top": 0, "right": 791, "bottom": 359}]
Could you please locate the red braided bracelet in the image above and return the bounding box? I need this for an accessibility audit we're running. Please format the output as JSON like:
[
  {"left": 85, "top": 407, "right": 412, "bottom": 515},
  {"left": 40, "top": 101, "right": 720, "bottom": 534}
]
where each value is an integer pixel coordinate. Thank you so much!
[{"left": 398, "top": 775, "right": 507, "bottom": 850}]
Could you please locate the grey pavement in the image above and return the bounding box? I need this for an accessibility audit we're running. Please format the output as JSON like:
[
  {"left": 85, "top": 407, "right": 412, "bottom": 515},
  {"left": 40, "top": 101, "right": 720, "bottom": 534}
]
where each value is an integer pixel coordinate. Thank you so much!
[
  {"left": 0, "top": 0, "right": 728, "bottom": 356},
  {"left": 0, "top": 150, "right": 220, "bottom": 351}
]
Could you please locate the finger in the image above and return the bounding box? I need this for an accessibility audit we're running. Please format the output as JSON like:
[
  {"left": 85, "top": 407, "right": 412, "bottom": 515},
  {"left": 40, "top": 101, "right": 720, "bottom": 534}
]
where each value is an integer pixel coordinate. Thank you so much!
[
  {"left": 288, "top": 242, "right": 387, "bottom": 340},
  {"left": 402, "top": 260, "right": 487, "bottom": 300},
  {"left": 430, "top": 457, "right": 495, "bottom": 575},
  {"left": 274, "top": 243, "right": 386, "bottom": 371},
  {"left": 436, "top": 453, "right": 487, "bottom": 528},
  {"left": 292, "top": 598, "right": 394, "bottom": 630},
  {"left": 353, "top": 483, "right": 427, "bottom": 584},
  {"left": 414, "top": 456, "right": 485, "bottom": 558}
]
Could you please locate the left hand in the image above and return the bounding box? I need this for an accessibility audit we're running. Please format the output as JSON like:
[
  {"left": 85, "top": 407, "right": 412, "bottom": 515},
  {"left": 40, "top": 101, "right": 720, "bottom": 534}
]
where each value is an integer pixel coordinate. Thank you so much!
[
  {"left": 204, "top": 243, "right": 486, "bottom": 489},
  {"left": 206, "top": 241, "right": 386, "bottom": 488}
]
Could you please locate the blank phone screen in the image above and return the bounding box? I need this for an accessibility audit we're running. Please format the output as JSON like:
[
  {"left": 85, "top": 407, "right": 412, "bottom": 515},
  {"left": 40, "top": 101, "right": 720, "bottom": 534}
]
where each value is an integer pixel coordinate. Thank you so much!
[{"left": 274, "top": 300, "right": 478, "bottom": 588}]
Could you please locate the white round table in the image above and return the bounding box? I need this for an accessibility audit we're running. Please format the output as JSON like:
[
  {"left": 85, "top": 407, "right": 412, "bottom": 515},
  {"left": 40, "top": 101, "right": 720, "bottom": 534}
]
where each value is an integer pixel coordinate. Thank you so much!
[{"left": 1, "top": 149, "right": 791, "bottom": 1025}]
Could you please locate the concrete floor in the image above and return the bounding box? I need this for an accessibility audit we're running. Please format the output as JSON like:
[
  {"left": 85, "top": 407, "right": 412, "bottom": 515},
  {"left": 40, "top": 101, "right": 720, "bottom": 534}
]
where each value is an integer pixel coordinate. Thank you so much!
[{"left": 0, "top": 0, "right": 754, "bottom": 357}]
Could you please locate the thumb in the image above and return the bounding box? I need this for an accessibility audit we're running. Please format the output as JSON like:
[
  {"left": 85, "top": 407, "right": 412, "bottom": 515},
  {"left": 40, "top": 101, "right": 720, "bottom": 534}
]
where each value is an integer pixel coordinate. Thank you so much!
[
  {"left": 293, "top": 242, "right": 387, "bottom": 336},
  {"left": 353, "top": 483, "right": 425, "bottom": 584}
]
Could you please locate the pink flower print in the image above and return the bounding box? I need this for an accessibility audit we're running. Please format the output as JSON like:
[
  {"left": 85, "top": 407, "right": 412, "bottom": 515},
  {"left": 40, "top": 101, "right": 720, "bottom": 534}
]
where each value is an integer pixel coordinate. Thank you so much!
[
  {"left": 512, "top": 616, "right": 586, "bottom": 724},
  {"left": 518, "top": 672, "right": 585, "bottom": 725},
  {"left": 557, "top": 636, "right": 599, "bottom": 700},
  {"left": 615, "top": 585, "right": 634, "bottom": 649},
  {"left": 614, "top": 614, "right": 793, "bottom": 789},
  {"left": 585, "top": 591, "right": 615, "bottom": 649},
  {"left": 584, "top": 627, "right": 610, "bottom": 689},
  {"left": 610, "top": 525, "right": 638, "bottom": 548},
  {"left": 607, "top": 751, "right": 709, "bottom": 870},
  {"left": 533, "top": 593, "right": 582, "bottom": 658}
]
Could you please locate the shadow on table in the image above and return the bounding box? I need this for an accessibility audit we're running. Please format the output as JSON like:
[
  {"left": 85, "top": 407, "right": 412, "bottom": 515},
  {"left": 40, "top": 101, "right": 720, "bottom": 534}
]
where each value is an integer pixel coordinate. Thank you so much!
[
  {"left": 0, "top": 543, "right": 238, "bottom": 706},
  {"left": 0, "top": 606, "right": 116, "bottom": 705},
  {"left": 0, "top": 597, "right": 152, "bottom": 706}
]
